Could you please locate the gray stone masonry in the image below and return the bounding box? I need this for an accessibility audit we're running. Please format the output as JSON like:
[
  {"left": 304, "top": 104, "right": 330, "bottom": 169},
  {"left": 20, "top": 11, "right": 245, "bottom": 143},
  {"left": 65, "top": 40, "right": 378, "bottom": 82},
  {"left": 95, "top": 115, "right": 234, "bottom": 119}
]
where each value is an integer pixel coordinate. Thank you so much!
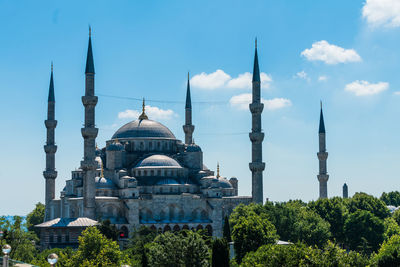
[
  {"left": 44, "top": 67, "right": 57, "bottom": 221},
  {"left": 81, "top": 35, "right": 98, "bottom": 219},
  {"left": 249, "top": 43, "right": 265, "bottom": 204}
]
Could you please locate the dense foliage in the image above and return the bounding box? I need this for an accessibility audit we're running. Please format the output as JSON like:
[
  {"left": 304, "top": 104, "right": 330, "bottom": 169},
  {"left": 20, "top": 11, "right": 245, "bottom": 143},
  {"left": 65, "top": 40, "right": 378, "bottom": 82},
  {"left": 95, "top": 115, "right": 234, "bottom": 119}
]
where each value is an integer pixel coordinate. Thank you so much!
[{"left": 3, "top": 191, "right": 400, "bottom": 266}]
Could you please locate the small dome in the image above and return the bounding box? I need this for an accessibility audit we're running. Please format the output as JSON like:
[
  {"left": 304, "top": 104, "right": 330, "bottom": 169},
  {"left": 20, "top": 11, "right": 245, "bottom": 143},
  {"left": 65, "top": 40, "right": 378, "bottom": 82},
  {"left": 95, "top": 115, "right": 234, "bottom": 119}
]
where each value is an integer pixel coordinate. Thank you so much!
[
  {"left": 95, "top": 177, "right": 116, "bottom": 189},
  {"left": 186, "top": 144, "right": 202, "bottom": 152},
  {"left": 107, "top": 140, "right": 124, "bottom": 151},
  {"left": 112, "top": 119, "right": 176, "bottom": 139},
  {"left": 136, "top": 155, "right": 181, "bottom": 168},
  {"left": 218, "top": 178, "right": 233, "bottom": 188}
]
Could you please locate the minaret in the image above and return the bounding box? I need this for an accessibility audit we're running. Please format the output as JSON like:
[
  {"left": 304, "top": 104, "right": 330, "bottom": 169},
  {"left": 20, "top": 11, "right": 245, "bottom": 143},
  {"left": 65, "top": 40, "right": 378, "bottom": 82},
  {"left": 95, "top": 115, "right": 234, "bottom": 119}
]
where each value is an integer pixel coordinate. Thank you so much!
[
  {"left": 343, "top": 183, "right": 348, "bottom": 198},
  {"left": 43, "top": 63, "right": 57, "bottom": 221},
  {"left": 249, "top": 39, "right": 265, "bottom": 204},
  {"left": 183, "top": 73, "right": 194, "bottom": 145},
  {"left": 81, "top": 27, "right": 98, "bottom": 219},
  {"left": 317, "top": 102, "right": 329, "bottom": 199}
]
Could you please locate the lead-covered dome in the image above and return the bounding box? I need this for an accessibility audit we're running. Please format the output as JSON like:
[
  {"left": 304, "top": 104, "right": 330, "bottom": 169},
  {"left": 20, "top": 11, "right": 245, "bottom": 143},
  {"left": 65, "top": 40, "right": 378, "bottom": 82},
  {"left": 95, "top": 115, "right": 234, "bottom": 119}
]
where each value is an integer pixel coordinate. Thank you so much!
[
  {"left": 112, "top": 119, "right": 176, "bottom": 139},
  {"left": 136, "top": 154, "right": 181, "bottom": 168}
]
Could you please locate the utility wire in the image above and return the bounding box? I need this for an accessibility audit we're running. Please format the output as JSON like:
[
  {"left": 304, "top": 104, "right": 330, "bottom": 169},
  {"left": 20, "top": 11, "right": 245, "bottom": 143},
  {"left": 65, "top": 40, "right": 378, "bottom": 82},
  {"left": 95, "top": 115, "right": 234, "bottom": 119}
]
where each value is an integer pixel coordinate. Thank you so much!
[{"left": 97, "top": 93, "right": 230, "bottom": 105}]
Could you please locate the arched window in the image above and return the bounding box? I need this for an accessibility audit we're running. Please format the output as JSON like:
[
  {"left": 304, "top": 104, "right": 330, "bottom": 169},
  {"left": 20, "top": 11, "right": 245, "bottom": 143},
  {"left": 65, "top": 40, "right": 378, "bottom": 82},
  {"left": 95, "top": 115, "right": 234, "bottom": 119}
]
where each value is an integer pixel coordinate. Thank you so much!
[
  {"left": 65, "top": 232, "right": 70, "bottom": 243},
  {"left": 149, "top": 142, "right": 153, "bottom": 149},
  {"left": 196, "top": 225, "right": 203, "bottom": 230},
  {"left": 164, "top": 225, "right": 171, "bottom": 232},
  {"left": 151, "top": 170, "right": 154, "bottom": 176},
  {"left": 150, "top": 225, "right": 157, "bottom": 231},
  {"left": 140, "top": 142, "right": 144, "bottom": 150},
  {"left": 157, "top": 142, "right": 161, "bottom": 150},
  {"left": 173, "top": 225, "right": 180, "bottom": 232},
  {"left": 182, "top": 225, "right": 189, "bottom": 230},
  {"left": 144, "top": 170, "right": 148, "bottom": 176},
  {"left": 157, "top": 170, "right": 161, "bottom": 176},
  {"left": 201, "top": 210, "right": 208, "bottom": 220}
]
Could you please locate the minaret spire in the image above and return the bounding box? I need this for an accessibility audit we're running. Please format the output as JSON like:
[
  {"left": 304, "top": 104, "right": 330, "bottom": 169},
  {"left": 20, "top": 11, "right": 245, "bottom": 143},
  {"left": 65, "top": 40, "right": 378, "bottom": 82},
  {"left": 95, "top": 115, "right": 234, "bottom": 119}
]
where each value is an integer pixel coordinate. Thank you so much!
[
  {"left": 249, "top": 39, "right": 265, "bottom": 204},
  {"left": 43, "top": 63, "right": 58, "bottom": 221},
  {"left": 317, "top": 102, "right": 329, "bottom": 199},
  {"left": 81, "top": 28, "right": 98, "bottom": 219},
  {"left": 183, "top": 72, "right": 195, "bottom": 145}
]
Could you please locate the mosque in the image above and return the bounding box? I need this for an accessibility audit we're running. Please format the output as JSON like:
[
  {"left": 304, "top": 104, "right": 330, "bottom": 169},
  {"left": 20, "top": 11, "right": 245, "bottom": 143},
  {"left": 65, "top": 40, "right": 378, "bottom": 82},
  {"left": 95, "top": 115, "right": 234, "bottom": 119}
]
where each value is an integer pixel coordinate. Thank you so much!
[{"left": 36, "top": 31, "right": 266, "bottom": 249}]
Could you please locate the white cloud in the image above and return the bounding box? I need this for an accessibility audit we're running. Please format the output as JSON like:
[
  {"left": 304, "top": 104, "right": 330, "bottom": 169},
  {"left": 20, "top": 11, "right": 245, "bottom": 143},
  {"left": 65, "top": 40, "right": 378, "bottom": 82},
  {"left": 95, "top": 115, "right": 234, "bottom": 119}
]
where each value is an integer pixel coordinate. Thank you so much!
[
  {"left": 318, "top": 75, "right": 328, "bottom": 81},
  {"left": 296, "top": 71, "right": 309, "bottom": 80},
  {"left": 301, "top": 40, "right": 361, "bottom": 65},
  {"left": 118, "top": 105, "right": 176, "bottom": 120},
  {"left": 191, "top": 70, "right": 272, "bottom": 90},
  {"left": 264, "top": 98, "right": 292, "bottom": 110},
  {"left": 345, "top": 80, "right": 389, "bottom": 96},
  {"left": 394, "top": 91, "right": 400, "bottom": 95},
  {"left": 190, "top": 69, "right": 231, "bottom": 89},
  {"left": 229, "top": 93, "right": 291, "bottom": 111},
  {"left": 362, "top": 0, "right": 400, "bottom": 28}
]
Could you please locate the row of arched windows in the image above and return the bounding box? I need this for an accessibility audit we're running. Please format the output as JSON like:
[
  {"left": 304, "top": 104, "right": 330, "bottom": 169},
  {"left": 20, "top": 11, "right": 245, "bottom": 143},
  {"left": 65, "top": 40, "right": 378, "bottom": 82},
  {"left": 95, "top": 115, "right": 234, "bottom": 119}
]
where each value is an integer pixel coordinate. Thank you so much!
[
  {"left": 134, "top": 169, "right": 183, "bottom": 177},
  {"left": 149, "top": 224, "right": 213, "bottom": 235},
  {"left": 125, "top": 140, "right": 174, "bottom": 152}
]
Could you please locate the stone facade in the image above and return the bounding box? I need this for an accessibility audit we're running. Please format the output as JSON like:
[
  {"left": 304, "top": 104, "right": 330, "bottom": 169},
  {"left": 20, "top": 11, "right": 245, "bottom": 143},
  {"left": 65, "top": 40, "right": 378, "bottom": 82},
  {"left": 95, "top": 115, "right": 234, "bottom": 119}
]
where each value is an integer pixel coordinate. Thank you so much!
[{"left": 40, "top": 32, "right": 255, "bottom": 248}]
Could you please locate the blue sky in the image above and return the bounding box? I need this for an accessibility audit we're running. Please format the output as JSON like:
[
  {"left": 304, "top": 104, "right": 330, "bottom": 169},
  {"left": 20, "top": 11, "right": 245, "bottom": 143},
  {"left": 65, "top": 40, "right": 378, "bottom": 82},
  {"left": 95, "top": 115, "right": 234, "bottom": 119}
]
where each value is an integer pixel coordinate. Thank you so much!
[{"left": 1, "top": 0, "right": 400, "bottom": 215}]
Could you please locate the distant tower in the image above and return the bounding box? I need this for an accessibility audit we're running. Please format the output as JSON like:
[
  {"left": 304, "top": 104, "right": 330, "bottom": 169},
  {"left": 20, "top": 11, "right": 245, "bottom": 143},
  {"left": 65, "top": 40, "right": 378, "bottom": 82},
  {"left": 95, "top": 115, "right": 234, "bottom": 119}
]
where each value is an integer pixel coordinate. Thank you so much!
[
  {"left": 43, "top": 63, "right": 57, "bottom": 221},
  {"left": 183, "top": 73, "right": 194, "bottom": 145},
  {"left": 343, "top": 183, "right": 348, "bottom": 198},
  {"left": 317, "top": 102, "right": 329, "bottom": 199},
  {"left": 81, "top": 27, "right": 98, "bottom": 219},
  {"left": 249, "top": 39, "right": 265, "bottom": 204}
]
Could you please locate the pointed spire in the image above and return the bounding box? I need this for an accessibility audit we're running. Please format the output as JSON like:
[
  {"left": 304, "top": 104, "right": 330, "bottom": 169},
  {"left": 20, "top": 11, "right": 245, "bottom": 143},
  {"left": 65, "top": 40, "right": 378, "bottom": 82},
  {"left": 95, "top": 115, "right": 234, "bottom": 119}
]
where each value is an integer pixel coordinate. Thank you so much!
[
  {"left": 252, "top": 38, "right": 260, "bottom": 82},
  {"left": 186, "top": 72, "right": 192, "bottom": 109},
  {"left": 48, "top": 62, "right": 55, "bottom": 102},
  {"left": 85, "top": 26, "right": 95, "bottom": 74},
  {"left": 319, "top": 101, "right": 326, "bottom": 134},
  {"left": 139, "top": 98, "right": 149, "bottom": 120},
  {"left": 217, "top": 162, "right": 220, "bottom": 178}
]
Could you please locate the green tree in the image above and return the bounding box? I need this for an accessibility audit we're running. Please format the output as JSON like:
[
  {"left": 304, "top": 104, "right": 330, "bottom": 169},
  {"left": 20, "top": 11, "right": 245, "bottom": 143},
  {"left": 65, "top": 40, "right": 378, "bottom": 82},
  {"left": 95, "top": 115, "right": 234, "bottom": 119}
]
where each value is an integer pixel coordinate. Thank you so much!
[
  {"left": 383, "top": 217, "right": 400, "bottom": 241},
  {"left": 232, "top": 211, "right": 278, "bottom": 263},
  {"left": 290, "top": 206, "right": 331, "bottom": 247},
  {"left": 211, "top": 238, "right": 229, "bottom": 267},
  {"left": 223, "top": 216, "right": 232, "bottom": 242},
  {"left": 125, "top": 226, "right": 157, "bottom": 266},
  {"left": 308, "top": 197, "right": 348, "bottom": 243},
  {"left": 26, "top": 202, "right": 45, "bottom": 237},
  {"left": 97, "top": 219, "right": 119, "bottom": 241},
  {"left": 392, "top": 208, "right": 400, "bottom": 225},
  {"left": 0, "top": 216, "right": 37, "bottom": 263},
  {"left": 147, "top": 231, "right": 210, "bottom": 267},
  {"left": 69, "top": 226, "right": 125, "bottom": 266},
  {"left": 348, "top": 192, "right": 390, "bottom": 220},
  {"left": 240, "top": 242, "right": 369, "bottom": 267},
  {"left": 30, "top": 248, "right": 74, "bottom": 267},
  {"left": 373, "top": 234, "right": 400, "bottom": 267},
  {"left": 344, "top": 210, "right": 385, "bottom": 253},
  {"left": 380, "top": 191, "right": 400, "bottom": 207}
]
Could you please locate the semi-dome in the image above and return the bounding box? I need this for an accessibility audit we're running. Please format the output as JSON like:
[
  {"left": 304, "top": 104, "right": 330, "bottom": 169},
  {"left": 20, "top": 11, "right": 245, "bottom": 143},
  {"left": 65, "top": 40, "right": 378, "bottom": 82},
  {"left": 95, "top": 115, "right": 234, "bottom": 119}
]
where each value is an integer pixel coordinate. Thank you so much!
[
  {"left": 136, "top": 154, "right": 181, "bottom": 168},
  {"left": 112, "top": 119, "right": 176, "bottom": 139}
]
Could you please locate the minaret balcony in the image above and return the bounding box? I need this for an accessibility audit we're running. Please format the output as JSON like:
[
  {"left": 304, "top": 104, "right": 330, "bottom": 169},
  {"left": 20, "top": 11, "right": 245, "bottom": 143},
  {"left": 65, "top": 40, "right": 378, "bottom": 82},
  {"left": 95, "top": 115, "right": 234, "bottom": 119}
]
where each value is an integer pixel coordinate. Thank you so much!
[
  {"left": 317, "top": 174, "right": 329, "bottom": 182},
  {"left": 249, "top": 102, "right": 264, "bottom": 114},
  {"left": 44, "top": 144, "right": 57, "bottom": 153},
  {"left": 44, "top": 120, "right": 57, "bottom": 128},
  {"left": 183, "top": 125, "right": 194, "bottom": 133},
  {"left": 249, "top": 162, "right": 265, "bottom": 172},
  {"left": 81, "top": 128, "right": 99, "bottom": 138},
  {"left": 317, "top": 152, "right": 328, "bottom": 161},
  {"left": 43, "top": 170, "right": 57, "bottom": 179},
  {"left": 80, "top": 160, "right": 97, "bottom": 170},
  {"left": 249, "top": 132, "right": 264, "bottom": 143},
  {"left": 81, "top": 96, "right": 98, "bottom": 107}
]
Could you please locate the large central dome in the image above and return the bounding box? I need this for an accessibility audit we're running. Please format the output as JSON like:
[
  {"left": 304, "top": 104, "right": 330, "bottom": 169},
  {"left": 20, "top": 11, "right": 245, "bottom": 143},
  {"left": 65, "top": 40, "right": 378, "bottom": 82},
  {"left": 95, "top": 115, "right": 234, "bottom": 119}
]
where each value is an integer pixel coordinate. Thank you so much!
[{"left": 112, "top": 119, "right": 176, "bottom": 139}]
